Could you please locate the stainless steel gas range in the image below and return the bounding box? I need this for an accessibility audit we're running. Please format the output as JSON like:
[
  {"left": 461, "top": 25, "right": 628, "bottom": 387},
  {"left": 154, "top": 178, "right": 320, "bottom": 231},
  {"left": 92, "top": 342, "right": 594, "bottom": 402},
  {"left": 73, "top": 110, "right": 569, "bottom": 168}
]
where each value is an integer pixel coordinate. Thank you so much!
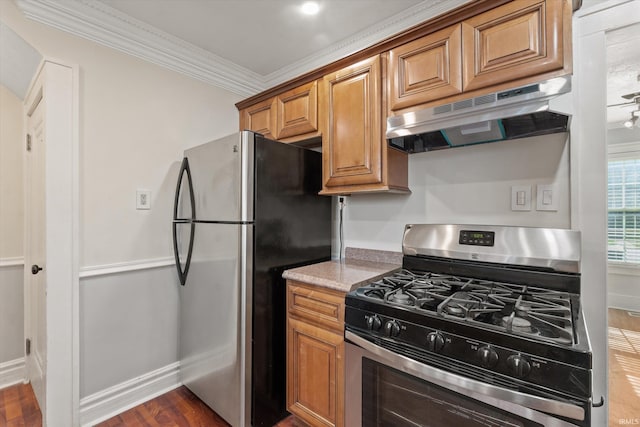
[{"left": 344, "top": 224, "right": 595, "bottom": 427}]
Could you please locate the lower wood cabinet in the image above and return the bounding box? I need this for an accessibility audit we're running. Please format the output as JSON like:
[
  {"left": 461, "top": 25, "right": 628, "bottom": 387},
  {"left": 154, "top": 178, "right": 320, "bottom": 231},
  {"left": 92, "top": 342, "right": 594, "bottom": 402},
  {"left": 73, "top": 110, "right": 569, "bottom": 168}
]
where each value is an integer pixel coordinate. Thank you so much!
[{"left": 286, "top": 281, "right": 345, "bottom": 427}]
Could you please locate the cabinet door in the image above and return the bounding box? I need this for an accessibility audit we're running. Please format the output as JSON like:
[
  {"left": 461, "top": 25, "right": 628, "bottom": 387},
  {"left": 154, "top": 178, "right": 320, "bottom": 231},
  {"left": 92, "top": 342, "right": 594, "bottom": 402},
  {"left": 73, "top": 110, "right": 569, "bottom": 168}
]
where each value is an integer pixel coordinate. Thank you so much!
[
  {"left": 389, "top": 24, "right": 462, "bottom": 111},
  {"left": 275, "top": 81, "right": 318, "bottom": 140},
  {"left": 287, "top": 317, "right": 344, "bottom": 427},
  {"left": 320, "top": 55, "right": 382, "bottom": 190},
  {"left": 241, "top": 97, "right": 275, "bottom": 139},
  {"left": 462, "top": 0, "right": 564, "bottom": 92}
]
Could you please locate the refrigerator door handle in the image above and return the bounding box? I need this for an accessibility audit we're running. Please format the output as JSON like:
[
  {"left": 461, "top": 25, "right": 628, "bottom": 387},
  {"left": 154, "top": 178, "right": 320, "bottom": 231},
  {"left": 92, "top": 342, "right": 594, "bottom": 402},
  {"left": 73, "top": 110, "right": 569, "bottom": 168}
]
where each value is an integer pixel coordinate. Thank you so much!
[
  {"left": 173, "top": 157, "right": 196, "bottom": 286},
  {"left": 172, "top": 221, "right": 195, "bottom": 286},
  {"left": 173, "top": 157, "right": 196, "bottom": 221}
]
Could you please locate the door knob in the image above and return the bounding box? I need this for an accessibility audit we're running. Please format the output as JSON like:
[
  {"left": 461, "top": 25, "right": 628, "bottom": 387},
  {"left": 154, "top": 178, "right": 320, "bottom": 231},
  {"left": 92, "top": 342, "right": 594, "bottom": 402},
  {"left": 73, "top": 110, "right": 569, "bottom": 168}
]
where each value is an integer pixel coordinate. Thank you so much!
[{"left": 31, "top": 264, "right": 43, "bottom": 275}]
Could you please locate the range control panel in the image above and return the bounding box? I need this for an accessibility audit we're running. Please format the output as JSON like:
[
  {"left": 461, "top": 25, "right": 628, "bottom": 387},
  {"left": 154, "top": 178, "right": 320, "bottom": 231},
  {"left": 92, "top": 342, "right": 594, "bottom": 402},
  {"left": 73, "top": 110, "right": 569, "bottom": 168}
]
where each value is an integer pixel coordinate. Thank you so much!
[
  {"left": 345, "top": 306, "right": 591, "bottom": 399},
  {"left": 459, "top": 230, "right": 495, "bottom": 246}
]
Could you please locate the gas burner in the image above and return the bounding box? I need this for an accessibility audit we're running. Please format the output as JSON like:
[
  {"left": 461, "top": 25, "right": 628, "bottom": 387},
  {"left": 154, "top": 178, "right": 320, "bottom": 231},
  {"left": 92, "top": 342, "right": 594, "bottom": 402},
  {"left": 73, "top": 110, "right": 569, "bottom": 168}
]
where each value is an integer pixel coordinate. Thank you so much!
[
  {"left": 387, "top": 289, "right": 414, "bottom": 305},
  {"left": 356, "top": 270, "right": 578, "bottom": 346},
  {"left": 502, "top": 314, "right": 534, "bottom": 334}
]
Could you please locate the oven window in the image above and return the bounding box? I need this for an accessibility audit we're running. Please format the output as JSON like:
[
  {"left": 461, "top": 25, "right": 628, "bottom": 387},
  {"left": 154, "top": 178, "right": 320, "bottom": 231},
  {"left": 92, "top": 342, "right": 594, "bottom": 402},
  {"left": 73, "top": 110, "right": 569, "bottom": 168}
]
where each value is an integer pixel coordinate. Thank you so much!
[{"left": 362, "top": 358, "right": 543, "bottom": 427}]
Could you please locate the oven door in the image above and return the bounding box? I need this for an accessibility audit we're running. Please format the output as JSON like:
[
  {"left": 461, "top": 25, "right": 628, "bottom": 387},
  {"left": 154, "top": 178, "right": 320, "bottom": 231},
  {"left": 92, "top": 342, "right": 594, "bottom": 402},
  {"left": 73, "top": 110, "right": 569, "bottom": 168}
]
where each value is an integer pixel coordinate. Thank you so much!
[{"left": 345, "top": 332, "right": 587, "bottom": 427}]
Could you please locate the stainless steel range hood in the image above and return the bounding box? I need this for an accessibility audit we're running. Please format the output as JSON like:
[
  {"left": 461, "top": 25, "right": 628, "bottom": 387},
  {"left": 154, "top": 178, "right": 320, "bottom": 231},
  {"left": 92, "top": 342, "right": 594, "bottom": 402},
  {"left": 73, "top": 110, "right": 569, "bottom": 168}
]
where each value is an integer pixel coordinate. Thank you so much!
[{"left": 387, "top": 76, "right": 572, "bottom": 153}]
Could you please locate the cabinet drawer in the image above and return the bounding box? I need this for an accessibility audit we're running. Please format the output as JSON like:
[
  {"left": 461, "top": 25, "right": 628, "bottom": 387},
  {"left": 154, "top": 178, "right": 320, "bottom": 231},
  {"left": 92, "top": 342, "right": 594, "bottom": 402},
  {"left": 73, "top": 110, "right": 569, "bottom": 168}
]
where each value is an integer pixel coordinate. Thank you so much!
[{"left": 287, "top": 281, "right": 345, "bottom": 332}]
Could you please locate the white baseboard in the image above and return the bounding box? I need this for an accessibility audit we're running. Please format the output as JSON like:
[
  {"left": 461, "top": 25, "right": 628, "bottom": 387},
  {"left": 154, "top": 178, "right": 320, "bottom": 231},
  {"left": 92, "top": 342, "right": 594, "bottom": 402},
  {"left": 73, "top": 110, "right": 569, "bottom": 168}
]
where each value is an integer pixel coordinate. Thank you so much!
[
  {"left": 608, "top": 293, "right": 640, "bottom": 311},
  {"left": 0, "top": 358, "right": 26, "bottom": 389},
  {"left": 79, "top": 362, "right": 181, "bottom": 427}
]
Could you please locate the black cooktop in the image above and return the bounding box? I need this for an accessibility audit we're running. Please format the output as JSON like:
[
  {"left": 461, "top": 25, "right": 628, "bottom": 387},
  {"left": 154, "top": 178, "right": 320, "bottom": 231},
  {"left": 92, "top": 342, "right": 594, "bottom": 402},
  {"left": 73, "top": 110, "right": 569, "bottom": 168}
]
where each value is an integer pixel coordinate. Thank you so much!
[{"left": 353, "top": 269, "right": 577, "bottom": 346}]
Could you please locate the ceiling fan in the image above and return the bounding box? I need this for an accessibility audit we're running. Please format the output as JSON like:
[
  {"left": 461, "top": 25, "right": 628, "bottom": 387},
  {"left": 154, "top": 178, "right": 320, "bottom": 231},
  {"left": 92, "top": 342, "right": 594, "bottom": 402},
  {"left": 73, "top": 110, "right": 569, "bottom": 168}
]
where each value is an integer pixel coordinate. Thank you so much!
[
  {"left": 608, "top": 91, "right": 640, "bottom": 128},
  {"left": 607, "top": 91, "right": 640, "bottom": 107}
]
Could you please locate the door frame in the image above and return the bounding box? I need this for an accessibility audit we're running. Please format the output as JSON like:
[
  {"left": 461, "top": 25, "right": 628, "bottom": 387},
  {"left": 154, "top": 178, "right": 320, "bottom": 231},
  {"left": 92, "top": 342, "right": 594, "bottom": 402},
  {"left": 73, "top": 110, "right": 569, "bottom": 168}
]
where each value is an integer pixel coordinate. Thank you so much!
[
  {"left": 24, "top": 58, "right": 79, "bottom": 426},
  {"left": 572, "top": 1, "right": 640, "bottom": 425}
]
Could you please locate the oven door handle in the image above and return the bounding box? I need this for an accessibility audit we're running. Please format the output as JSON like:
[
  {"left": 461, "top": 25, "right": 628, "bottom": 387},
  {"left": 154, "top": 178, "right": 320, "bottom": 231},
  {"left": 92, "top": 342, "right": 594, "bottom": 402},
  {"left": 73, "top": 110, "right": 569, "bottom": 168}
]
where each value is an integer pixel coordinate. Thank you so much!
[{"left": 345, "top": 331, "right": 585, "bottom": 422}]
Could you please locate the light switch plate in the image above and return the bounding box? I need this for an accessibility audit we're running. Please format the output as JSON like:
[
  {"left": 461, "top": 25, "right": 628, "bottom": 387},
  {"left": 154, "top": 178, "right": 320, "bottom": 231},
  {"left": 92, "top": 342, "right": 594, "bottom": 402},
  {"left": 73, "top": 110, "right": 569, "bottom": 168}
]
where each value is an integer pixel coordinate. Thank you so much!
[
  {"left": 536, "top": 184, "right": 557, "bottom": 211},
  {"left": 511, "top": 185, "right": 531, "bottom": 211},
  {"left": 136, "top": 190, "right": 151, "bottom": 210}
]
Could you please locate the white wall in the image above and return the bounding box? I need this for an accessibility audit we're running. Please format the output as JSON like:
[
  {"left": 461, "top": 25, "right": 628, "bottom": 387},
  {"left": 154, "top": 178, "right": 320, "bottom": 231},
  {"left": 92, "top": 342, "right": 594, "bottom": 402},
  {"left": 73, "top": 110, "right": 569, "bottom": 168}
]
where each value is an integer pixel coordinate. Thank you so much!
[
  {"left": 0, "top": 265, "right": 23, "bottom": 363},
  {"left": 1, "top": 0, "right": 242, "bottom": 409},
  {"left": 0, "top": 84, "right": 24, "bottom": 258},
  {"left": 79, "top": 266, "right": 178, "bottom": 397},
  {"left": 341, "top": 133, "right": 571, "bottom": 251},
  {"left": 0, "top": 84, "right": 25, "bottom": 369}
]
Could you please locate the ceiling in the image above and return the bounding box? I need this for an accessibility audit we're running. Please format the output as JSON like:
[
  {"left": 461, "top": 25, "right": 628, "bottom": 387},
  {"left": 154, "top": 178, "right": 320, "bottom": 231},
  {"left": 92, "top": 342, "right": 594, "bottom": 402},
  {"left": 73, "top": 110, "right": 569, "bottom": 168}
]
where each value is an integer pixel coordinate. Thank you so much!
[
  {"left": 14, "top": 0, "right": 470, "bottom": 97},
  {"left": 97, "top": 0, "right": 424, "bottom": 77},
  {"left": 606, "top": 22, "right": 640, "bottom": 129},
  {"left": 6, "top": 0, "right": 639, "bottom": 127}
]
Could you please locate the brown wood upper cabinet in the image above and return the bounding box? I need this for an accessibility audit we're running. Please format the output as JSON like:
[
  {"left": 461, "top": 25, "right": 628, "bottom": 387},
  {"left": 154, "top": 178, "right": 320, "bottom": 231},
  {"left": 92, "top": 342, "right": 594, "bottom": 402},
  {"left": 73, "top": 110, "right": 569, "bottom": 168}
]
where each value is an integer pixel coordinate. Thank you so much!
[
  {"left": 389, "top": 24, "right": 463, "bottom": 111},
  {"left": 319, "top": 55, "right": 409, "bottom": 195},
  {"left": 240, "top": 80, "right": 319, "bottom": 142},
  {"left": 462, "top": 0, "right": 565, "bottom": 92},
  {"left": 389, "top": 0, "right": 570, "bottom": 110}
]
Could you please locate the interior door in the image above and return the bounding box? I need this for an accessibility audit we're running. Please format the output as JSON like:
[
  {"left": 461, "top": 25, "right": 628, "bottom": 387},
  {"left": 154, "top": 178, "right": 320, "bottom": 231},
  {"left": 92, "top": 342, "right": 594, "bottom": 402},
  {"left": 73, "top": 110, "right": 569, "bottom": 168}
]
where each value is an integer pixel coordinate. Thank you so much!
[{"left": 25, "top": 94, "right": 46, "bottom": 418}]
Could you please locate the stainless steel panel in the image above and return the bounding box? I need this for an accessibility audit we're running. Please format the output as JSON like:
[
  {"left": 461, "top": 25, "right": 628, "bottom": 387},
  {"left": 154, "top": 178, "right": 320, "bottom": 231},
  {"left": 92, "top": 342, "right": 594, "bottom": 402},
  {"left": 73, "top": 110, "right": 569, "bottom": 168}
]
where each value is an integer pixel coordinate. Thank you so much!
[
  {"left": 386, "top": 76, "right": 572, "bottom": 139},
  {"left": 241, "top": 224, "right": 253, "bottom": 427},
  {"left": 345, "top": 336, "right": 582, "bottom": 427},
  {"left": 402, "top": 224, "right": 581, "bottom": 273},
  {"left": 184, "top": 131, "right": 255, "bottom": 222},
  {"left": 179, "top": 223, "right": 252, "bottom": 427}
]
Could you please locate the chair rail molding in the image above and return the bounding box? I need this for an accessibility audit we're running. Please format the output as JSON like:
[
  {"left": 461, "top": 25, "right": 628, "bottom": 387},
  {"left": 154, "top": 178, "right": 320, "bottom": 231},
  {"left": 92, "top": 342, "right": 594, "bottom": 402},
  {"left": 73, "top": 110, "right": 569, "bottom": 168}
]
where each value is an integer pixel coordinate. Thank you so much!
[
  {"left": 79, "top": 257, "right": 175, "bottom": 279},
  {"left": 0, "top": 257, "right": 24, "bottom": 267}
]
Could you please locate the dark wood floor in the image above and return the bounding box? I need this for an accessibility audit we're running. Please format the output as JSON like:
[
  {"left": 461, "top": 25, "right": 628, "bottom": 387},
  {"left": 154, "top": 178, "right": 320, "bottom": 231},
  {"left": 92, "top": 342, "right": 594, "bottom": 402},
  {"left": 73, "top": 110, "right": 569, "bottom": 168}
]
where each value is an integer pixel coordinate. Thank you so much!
[
  {"left": 0, "top": 382, "right": 297, "bottom": 427},
  {"left": 96, "top": 386, "right": 233, "bottom": 426},
  {"left": 0, "top": 382, "right": 42, "bottom": 427},
  {"left": 96, "top": 386, "right": 298, "bottom": 426}
]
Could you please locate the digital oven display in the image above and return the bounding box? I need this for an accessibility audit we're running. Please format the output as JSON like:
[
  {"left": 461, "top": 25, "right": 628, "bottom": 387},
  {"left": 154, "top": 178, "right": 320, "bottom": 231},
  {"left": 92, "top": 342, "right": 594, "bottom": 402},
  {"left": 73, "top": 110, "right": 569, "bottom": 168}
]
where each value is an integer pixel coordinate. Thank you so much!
[{"left": 459, "top": 230, "right": 495, "bottom": 247}]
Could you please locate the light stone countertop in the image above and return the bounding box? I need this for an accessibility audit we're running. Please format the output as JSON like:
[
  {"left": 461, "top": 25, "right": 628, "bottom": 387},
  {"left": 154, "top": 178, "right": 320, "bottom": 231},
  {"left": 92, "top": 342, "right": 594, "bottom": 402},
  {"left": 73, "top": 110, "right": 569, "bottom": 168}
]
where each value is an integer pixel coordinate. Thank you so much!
[{"left": 282, "top": 258, "right": 401, "bottom": 293}]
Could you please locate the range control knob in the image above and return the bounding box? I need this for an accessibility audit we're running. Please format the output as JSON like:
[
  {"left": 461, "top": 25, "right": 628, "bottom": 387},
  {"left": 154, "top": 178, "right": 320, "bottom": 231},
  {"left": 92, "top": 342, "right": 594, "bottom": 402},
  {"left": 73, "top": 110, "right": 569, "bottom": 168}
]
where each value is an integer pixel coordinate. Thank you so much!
[
  {"left": 365, "top": 314, "right": 382, "bottom": 331},
  {"left": 384, "top": 320, "right": 401, "bottom": 337},
  {"left": 506, "top": 354, "right": 531, "bottom": 378},
  {"left": 477, "top": 346, "right": 499, "bottom": 368},
  {"left": 426, "top": 332, "right": 445, "bottom": 353}
]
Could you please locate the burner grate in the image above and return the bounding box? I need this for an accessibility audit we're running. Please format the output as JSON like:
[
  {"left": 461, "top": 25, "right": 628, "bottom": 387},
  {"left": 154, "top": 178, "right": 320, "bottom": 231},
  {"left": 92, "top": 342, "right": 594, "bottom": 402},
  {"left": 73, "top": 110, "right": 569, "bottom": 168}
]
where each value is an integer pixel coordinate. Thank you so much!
[{"left": 354, "top": 269, "right": 577, "bottom": 346}]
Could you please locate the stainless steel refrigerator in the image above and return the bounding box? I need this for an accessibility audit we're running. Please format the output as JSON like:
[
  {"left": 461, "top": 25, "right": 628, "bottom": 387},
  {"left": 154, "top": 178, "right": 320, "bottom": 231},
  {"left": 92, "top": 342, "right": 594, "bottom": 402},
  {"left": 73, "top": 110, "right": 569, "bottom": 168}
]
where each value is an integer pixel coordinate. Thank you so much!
[{"left": 172, "top": 131, "right": 331, "bottom": 427}]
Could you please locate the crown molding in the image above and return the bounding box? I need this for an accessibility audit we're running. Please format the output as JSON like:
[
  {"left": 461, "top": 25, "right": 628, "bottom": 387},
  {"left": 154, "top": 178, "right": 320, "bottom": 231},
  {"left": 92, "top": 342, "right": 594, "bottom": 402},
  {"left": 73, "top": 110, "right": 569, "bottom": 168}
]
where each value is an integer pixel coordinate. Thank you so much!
[
  {"left": 263, "top": 0, "right": 471, "bottom": 88},
  {"left": 15, "top": 0, "right": 265, "bottom": 97},
  {"left": 15, "top": 0, "right": 471, "bottom": 98}
]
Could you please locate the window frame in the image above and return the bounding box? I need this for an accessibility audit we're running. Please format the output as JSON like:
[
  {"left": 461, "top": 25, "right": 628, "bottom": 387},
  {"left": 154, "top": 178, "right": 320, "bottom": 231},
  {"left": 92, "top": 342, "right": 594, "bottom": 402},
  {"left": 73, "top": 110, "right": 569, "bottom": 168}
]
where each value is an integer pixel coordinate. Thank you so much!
[{"left": 607, "top": 141, "right": 640, "bottom": 275}]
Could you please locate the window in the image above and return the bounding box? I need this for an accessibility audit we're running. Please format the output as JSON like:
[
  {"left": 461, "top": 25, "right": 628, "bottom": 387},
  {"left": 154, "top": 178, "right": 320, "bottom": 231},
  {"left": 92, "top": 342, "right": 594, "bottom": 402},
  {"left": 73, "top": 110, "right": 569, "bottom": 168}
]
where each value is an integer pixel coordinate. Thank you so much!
[{"left": 608, "top": 143, "right": 640, "bottom": 265}]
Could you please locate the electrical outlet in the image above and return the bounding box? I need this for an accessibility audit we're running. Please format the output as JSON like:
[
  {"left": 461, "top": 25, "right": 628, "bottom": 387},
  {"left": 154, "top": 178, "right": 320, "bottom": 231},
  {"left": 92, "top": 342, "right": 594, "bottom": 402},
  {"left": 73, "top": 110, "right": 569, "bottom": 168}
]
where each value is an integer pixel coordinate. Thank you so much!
[{"left": 136, "top": 190, "right": 151, "bottom": 210}]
